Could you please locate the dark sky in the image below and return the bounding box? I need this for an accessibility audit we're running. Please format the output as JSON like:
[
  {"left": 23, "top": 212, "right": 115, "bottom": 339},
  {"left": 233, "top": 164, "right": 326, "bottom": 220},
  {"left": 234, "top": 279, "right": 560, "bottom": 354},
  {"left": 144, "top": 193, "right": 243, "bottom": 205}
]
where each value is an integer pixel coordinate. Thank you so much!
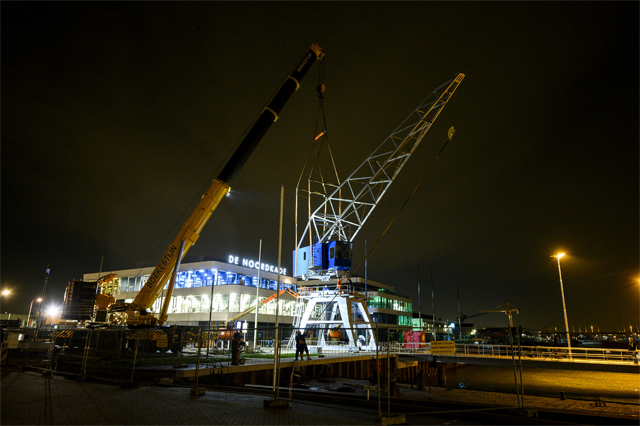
[{"left": 2, "top": 2, "right": 638, "bottom": 330}]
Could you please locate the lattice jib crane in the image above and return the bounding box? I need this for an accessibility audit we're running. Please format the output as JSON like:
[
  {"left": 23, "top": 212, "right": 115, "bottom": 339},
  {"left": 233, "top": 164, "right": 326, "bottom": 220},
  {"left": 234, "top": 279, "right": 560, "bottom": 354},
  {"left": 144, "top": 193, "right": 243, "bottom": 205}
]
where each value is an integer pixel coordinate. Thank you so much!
[{"left": 294, "top": 73, "right": 464, "bottom": 281}]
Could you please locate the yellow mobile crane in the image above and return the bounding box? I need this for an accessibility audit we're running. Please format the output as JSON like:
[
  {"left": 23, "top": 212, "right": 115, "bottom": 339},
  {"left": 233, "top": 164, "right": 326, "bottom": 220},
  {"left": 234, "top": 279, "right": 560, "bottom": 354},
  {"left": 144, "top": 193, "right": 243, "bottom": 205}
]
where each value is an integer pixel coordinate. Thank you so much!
[{"left": 106, "top": 43, "right": 324, "bottom": 328}]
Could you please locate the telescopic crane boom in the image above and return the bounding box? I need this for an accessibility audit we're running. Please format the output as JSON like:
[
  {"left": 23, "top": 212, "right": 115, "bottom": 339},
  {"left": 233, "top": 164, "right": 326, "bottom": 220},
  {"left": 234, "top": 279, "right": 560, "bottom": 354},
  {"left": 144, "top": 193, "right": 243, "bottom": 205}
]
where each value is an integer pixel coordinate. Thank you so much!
[{"left": 110, "top": 43, "right": 325, "bottom": 326}]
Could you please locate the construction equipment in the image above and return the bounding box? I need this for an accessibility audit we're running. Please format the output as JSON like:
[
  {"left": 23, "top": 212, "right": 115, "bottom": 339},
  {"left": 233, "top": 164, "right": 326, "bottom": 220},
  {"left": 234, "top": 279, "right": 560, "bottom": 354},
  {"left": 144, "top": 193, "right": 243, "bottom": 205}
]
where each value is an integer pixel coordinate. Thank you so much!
[
  {"left": 224, "top": 288, "right": 299, "bottom": 330},
  {"left": 293, "top": 73, "right": 464, "bottom": 281},
  {"left": 328, "top": 324, "right": 343, "bottom": 341},
  {"left": 457, "top": 312, "right": 489, "bottom": 323},
  {"left": 60, "top": 274, "right": 118, "bottom": 326},
  {"left": 292, "top": 283, "right": 376, "bottom": 350},
  {"left": 102, "top": 43, "right": 324, "bottom": 327}
]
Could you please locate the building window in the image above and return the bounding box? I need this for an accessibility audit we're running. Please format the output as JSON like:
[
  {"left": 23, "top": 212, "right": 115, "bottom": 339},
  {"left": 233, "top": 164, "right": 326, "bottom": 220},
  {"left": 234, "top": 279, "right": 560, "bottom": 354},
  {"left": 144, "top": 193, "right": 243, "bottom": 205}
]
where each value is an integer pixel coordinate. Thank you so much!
[
  {"left": 258, "top": 297, "right": 268, "bottom": 314},
  {"left": 190, "top": 295, "right": 202, "bottom": 313},
  {"left": 229, "top": 293, "right": 240, "bottom": 312},
  {"left": 240, "top": 294, "right": 252, "bottom": 311},
  {"left": 212, "top": 294, "right": 228, "bottom": 312},
  {"left": 201, "top": 294, "right": 211, "bottom": 313}
]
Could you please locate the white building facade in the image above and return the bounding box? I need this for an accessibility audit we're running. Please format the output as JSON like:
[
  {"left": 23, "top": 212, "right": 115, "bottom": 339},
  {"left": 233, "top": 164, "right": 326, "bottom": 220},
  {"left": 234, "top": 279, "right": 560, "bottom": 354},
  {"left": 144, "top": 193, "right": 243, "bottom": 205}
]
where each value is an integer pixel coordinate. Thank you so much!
[
  {"left": 84, "top": 257, "right": 297, "bottom": 327},
  {"left": 84, "top": 259, "right": 415, "bottom": 330}
]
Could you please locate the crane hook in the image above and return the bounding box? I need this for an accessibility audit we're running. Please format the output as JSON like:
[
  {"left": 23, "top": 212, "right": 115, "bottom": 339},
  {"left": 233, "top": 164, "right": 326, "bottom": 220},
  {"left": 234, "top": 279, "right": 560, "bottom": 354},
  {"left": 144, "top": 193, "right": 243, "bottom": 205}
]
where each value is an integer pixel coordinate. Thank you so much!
[{"left": 447, "top": 126, "right": 456, "bottom": 141}]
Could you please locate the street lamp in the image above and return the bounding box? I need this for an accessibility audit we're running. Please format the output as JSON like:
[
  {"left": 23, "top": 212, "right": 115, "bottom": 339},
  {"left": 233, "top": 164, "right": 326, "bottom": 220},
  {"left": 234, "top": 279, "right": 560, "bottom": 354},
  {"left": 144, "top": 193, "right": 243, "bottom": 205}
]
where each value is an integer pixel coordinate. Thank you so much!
[
  {"left": 1, "top": 290, "right": 10, "bottom": 321},
  {"left": 27, "top": 298, "right": 42, "bottom": 328},
  {"left": 551, "top": 253, "right": 572, "bottom": 360}
]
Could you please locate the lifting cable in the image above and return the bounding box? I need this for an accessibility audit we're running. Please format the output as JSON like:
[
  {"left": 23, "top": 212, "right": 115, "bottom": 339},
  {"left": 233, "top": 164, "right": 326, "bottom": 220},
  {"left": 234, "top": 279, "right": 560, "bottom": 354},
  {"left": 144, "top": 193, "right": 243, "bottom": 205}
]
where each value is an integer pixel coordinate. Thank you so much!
[
  {"left": 295, "top": 57, "right": 341, "bottom": 266},
  {"left": 347, "top": 128, "right": 458, "bottom": 280},
  {"left": 295, "top": 57, "right": 328, "bottom": 190}
]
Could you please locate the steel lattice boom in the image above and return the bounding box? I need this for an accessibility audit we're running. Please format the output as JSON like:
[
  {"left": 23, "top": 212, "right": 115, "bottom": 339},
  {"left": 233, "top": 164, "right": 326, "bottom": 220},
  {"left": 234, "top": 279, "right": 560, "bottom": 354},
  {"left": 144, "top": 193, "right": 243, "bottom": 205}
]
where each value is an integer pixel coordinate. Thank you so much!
[{"left": 295, "top": 73, "right": 464, "bottom": 280}]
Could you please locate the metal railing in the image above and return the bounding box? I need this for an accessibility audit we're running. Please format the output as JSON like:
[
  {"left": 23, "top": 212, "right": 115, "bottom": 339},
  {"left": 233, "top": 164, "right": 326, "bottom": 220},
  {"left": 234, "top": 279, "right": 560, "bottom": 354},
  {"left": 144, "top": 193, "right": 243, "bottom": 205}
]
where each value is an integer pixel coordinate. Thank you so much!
[
  {"left": 5, "top": 325, "right": 636, "bottom": 419},
  {"left": 393, "top": 342, "right": 637, "bottom": 364},
  {"left": 4, "top": 323, "right": 636, "bottom": 403}
]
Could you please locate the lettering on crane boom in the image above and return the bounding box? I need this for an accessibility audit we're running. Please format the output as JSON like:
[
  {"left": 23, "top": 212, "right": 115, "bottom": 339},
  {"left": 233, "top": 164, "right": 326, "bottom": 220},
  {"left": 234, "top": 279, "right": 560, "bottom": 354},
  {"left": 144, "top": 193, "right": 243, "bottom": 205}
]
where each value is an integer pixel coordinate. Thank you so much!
[
  {"left": 429, "top": 340, "right": 456, "bottom": 355},
  {"left": 145, "top": 244, "right": 178, "bottom": 289},
  {"left": 297, "top": 53, "right": 312, "bottom": 73}
]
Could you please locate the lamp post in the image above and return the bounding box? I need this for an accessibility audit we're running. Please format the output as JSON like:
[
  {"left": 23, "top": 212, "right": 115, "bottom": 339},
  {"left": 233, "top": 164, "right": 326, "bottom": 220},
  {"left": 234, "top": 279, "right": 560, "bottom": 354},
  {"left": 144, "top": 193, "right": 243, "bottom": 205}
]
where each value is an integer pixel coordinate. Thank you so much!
[
  {"left": 27, "top": 298, "right": 43, "bottom": 328},
  {"left": 1, "top": 290, "right": 10, "bottom": 321},
  {"left": 551, "top": 253, "right": 572, "bottom": 360}
]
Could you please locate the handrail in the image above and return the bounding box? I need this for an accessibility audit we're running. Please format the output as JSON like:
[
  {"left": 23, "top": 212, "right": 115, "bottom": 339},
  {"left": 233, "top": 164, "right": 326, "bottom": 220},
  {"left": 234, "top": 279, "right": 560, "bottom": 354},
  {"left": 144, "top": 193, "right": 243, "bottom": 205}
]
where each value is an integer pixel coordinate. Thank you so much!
[{"left": 391, "top": 342, "right": 637, "bottom": 364}]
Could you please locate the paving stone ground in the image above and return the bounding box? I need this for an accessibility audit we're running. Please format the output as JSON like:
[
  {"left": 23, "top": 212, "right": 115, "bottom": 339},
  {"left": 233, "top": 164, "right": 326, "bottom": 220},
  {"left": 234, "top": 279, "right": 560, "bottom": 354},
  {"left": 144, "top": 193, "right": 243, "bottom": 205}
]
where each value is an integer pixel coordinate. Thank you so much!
[{"left": 1, "top": 368, "right": 487, "bottom": 425}]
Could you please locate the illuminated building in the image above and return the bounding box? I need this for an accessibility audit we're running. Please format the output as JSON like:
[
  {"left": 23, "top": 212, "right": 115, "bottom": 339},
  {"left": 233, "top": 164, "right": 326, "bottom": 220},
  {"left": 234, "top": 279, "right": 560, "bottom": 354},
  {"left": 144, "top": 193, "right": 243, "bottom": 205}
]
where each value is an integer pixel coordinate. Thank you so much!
[{"left": 84, "top": 256, "right": 414, "bottom": 329}]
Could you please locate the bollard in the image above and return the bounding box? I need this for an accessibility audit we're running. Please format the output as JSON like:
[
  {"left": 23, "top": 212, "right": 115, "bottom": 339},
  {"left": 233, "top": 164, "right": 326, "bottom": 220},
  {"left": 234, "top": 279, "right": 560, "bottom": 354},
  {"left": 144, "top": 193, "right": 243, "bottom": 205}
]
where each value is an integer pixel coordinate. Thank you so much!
[
  {"left": 560, "top": 391, "right": 566, "bottom": 400},
  {"left": 437, "top": 364, "right": 446, "bottom": 387},
  {"left": 231, "top": 331, "right": 241, "bottom": 365},
  {"left": 418, "top": 369, "right": 426, "bottom": 391}
]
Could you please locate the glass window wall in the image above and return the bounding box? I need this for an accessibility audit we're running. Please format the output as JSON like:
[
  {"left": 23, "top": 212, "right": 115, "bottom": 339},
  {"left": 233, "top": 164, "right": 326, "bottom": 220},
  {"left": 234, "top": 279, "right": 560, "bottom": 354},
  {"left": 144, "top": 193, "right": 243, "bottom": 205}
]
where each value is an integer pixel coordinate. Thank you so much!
[
  {"left": 368, "top": 295, "right": 412, "bottom": 313},
  {"left": 229, "top": 293, "right": 239, "bottom": 312},
  {"left": 114, "top": 266, "right": 300, "bottom": 316}
]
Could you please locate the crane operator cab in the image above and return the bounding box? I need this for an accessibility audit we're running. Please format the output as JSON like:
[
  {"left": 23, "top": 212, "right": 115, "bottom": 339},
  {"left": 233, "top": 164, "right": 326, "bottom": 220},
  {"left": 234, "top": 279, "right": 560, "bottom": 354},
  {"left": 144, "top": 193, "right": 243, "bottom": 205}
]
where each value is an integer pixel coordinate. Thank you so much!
[
  {"left": 294, "top": 240, "right": 353, "bottom": 280},
  {"left": 328, "top": 240, "right": 352, "bottom": 271}
]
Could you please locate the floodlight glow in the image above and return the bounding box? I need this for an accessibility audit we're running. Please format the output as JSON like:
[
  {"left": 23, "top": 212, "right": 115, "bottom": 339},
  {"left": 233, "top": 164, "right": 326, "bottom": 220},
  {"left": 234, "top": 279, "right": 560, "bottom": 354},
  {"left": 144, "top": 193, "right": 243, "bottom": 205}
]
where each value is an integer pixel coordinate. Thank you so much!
[{"left": 46, "top": 306, "right": 60, "bottom": 317}]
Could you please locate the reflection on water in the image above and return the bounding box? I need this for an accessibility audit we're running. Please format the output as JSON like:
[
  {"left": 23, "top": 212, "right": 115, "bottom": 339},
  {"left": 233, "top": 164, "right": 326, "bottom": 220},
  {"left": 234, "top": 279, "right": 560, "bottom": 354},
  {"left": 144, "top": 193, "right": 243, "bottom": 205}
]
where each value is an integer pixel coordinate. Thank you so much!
[{"left": 445, "top": 365, "right": 639, "bottom": 404}]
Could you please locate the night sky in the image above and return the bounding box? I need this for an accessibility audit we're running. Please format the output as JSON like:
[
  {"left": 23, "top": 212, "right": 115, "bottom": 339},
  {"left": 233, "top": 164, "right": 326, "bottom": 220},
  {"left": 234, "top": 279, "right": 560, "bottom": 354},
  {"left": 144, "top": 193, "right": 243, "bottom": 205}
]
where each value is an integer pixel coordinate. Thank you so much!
[{"left": 2, "top": 3, "right": 638, "bottom": 330}]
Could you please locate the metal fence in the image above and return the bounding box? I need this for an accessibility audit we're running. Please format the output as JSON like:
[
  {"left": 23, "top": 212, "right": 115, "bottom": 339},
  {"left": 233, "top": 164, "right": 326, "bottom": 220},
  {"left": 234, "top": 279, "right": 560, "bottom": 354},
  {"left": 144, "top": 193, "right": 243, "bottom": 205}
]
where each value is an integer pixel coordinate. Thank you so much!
[
  {"left": 394, "top": 342, "right": 637, "bottom": 364},
  {"left": 2, "top": 324, "right": 638, "bottom": 419}
]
